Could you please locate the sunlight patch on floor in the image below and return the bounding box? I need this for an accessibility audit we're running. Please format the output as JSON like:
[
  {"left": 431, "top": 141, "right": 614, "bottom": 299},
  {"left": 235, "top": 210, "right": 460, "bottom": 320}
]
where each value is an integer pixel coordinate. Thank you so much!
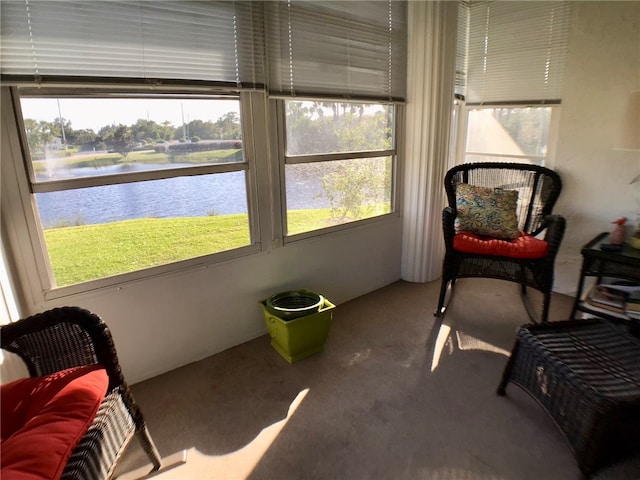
[
  {"left": 120, "top": 388, "right": 310, "bottom": 480},
  {"left": 430, "top": 324, "right": 510, "bottom": 372},
  {"left": 430, "top": 323, "right": 453, "bottom": 372},
  {"left": 455, "top": 331, "right": 510, "bottom": 357}
]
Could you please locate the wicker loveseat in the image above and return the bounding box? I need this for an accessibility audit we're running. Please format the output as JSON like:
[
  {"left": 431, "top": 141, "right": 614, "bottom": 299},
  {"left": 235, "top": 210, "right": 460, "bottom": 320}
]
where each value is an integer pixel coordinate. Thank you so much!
[{"left": 1, "top": 307, "right": 161, "bottom": 480}]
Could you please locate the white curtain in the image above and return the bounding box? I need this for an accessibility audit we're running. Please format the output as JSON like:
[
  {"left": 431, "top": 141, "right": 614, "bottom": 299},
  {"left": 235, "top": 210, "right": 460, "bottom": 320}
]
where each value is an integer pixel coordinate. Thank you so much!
[
  {"left": 401, "top": 1, "right": 458, "bottom": 282},
  {"left": 401, "top": 1, "right": 457, "bottom": 283}
]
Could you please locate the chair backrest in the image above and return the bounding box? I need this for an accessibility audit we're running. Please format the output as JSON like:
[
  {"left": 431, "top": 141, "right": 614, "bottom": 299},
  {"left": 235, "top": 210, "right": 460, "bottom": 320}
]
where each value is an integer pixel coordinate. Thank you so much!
[{"left": 444, "top": 162, "right": 562, "bottom": 236}]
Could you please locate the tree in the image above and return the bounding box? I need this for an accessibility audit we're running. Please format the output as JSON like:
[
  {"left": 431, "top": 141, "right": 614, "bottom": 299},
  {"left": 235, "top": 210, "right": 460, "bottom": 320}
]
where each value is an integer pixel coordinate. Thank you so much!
[
  {"left": 131, "top": 119, "right": 165, "bottom": 145},
  {"left": 186, "top": 119, "right": 216, "bottom": 140},
  {"left": 160, "top": 121, "right": 175, "bottom": 141},
  {"left": 69, "top": 129, "right": 99, "bottom": 150},
  {"left": 107, "top": 125, "right": 135, "bottom": 157},
  {"left": 215, "top": 112, "right": 241, "bottom": 139},
  {"left": 321, "top": 158, "right": 389, "bottom": 221},
  {"left": 51, "top": 117, "right": 71, "bottom": 147},
  {"left": 23, "top": 118, "right": 43, "bottom": 154},
  {"left": 38, "top": 120, "right": 56, "bottom": 150}
]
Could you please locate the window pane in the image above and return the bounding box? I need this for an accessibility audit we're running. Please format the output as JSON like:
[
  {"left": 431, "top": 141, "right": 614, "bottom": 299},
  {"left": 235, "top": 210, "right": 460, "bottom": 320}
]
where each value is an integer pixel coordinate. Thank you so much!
[
  {"left": 285, "top": 100, "right": 393, "bottom": 156},
  {"left": 285, "top": 157, "right": 392, "bottom": 235},
  {"left": 465, "top": 107, "right": 551, "bottom": 158},
  {"left": 36, "top": 172, "right": 250, "bottom": 287},
  {"left": 20, "top": 96, "right": 243, "bottom": 181}
]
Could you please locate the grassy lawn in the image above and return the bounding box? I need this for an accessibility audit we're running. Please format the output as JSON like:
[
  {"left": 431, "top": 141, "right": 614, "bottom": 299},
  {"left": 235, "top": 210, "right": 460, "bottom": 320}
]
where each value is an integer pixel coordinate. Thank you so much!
[
  {"left": 44, "top": 205, "right": 389, "bottom": 287},
  {"left": 44, "top": 209, "right": 331, "bottom": 286},
  {"left": 44, "top": 215, "right": 251, "bottom": 286}
]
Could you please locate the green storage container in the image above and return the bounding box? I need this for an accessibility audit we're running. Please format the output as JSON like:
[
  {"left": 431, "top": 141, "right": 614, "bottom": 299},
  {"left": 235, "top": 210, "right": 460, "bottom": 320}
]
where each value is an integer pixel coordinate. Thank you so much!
[{"left": 260, "top": 292, "right": 335, "bottom": 363}]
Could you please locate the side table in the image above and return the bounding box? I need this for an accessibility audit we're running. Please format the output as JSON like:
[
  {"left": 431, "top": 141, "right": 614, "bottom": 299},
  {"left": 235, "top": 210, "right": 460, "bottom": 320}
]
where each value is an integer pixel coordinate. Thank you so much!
[
  {"left": 570, "top": 232, "right": 640, "bottom": 321},
  {"left": 497, "top": 319, "right": 640, "bottom": 477}
]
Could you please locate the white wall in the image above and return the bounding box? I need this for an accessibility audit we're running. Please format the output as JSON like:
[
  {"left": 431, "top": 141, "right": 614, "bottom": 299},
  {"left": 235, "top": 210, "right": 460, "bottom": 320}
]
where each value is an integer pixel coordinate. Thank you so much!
[{"left": 553, "top": 1, "right": 640, "bottom": 295}]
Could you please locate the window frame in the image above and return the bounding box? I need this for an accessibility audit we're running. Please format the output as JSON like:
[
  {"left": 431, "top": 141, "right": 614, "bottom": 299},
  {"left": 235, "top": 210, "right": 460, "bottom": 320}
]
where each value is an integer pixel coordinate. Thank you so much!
[
  {"left": 9, "top": 85, "right": 263, "bottom": 299},
  {"left": 456, "top": 101, "right": 561, "bottom": 168},
  {"left": 273, "top": 98, "right": 402, "bottom": 242}
]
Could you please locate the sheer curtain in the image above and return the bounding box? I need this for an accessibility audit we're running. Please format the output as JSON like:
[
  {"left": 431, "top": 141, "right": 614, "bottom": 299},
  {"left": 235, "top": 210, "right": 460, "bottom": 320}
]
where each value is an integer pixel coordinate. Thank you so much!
[{"left": 401, "top": 1, "right": 457, "bottom": 283}]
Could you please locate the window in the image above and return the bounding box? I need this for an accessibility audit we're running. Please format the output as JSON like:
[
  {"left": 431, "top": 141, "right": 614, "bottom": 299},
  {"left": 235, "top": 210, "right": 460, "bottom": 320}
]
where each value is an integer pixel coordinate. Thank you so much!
[
  {"left": 281, "top": 100, "right": 397, "bottom": 236},
  {"left": 17, "top": 92, "right": 253, "bottom": 287},
  {"left": 453, "top": 1, "right": 571, "bottom": 167},
  {"left": 266, "top": 1, "right": 406, "bottom": 237},
  {"left": 462, "top": 105, "right": 556, "bottom": 165},
  {"left": 1, "top": 0, "right": 407, "bottom": 294}
]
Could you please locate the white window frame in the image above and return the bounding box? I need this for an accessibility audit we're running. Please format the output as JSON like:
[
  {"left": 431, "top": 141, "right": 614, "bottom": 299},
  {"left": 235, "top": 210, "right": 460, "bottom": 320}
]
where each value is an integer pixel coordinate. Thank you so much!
[
  {"left": 7, "top": 86, "right": 264, "bottom": 300},
  {"left": 272, "top": 98, "right": 402, "bottom": 242}
]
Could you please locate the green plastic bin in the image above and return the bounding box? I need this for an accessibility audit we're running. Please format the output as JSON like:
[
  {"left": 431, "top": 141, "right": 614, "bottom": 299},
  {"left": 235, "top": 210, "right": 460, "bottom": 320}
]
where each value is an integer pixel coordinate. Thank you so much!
[{"left": 260, "top": 292, "right": 335, "bottom": 363}]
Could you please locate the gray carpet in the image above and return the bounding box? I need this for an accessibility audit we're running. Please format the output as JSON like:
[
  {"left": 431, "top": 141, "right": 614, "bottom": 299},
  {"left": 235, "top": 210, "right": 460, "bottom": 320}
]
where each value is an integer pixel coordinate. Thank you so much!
[{"left": 116, "top": 279, "right": 640, "bottom": 480}]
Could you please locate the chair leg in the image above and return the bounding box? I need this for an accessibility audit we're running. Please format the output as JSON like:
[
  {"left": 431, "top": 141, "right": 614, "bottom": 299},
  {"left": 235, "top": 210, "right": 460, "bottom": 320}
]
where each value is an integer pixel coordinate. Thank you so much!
[
  {"left": 136, "top": 425, "right": 162, "bottom": 471},
  {"left": 435, "top": 278, "right": 455, "bottom": 317},
  {"left": 497, "top": 339, "right": 520, "bottom": 395},
  {"left": 540, "top": 292, "right": 551, "bottom": 323}
]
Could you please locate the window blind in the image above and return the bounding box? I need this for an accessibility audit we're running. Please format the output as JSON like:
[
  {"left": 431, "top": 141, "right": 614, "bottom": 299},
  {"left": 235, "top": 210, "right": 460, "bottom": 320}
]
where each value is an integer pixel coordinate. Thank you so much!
[
  {"left": 265, "top": 0, "right": 407, "bottom": 101},
  {"left": 455, "top": 1, "right": 469, "bottom": 98},
  {"left": 465, "top": 1, "right": 571, "bottom": 104},
  {"left": 0, "top": 0, "right": 266, "bottom": 88}
]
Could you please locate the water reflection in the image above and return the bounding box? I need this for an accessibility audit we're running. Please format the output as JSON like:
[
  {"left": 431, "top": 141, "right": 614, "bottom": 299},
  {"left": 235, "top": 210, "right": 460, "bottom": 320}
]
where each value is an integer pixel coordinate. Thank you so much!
[{"left": 36, "top": 169, "right": 249, "bottom": 228}]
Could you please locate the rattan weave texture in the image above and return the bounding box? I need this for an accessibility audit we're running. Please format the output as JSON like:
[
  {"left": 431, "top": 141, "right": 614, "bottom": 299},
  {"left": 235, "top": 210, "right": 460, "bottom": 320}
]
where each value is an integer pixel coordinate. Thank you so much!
[{"left": 498, "top": 319, "right": 640, "bottom": 477}]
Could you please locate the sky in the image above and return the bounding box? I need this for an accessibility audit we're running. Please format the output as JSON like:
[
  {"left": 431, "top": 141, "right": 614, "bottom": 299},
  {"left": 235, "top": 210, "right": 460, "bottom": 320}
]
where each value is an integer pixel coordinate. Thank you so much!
[{"left": 19, "top": 97, "right": 240, "bottom": 133}]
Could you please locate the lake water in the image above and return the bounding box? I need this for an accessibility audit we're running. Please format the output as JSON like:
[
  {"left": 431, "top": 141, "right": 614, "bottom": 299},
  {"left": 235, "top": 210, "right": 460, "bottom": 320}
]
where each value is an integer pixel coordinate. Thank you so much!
[{"left": 36, "top": 162, "right": 328, "bottom": 228}]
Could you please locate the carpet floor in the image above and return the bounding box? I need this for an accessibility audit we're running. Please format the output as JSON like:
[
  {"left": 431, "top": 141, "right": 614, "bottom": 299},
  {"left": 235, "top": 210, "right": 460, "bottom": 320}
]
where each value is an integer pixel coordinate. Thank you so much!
[{"left": 116, "top": 278, "right": 640, "bottom": 480}]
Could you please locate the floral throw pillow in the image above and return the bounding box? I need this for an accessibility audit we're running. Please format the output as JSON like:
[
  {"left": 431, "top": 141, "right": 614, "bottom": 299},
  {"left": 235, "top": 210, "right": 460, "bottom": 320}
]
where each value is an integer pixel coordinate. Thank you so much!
[{"left": 455, "top": 183, "right": 520, "bottom": 240}]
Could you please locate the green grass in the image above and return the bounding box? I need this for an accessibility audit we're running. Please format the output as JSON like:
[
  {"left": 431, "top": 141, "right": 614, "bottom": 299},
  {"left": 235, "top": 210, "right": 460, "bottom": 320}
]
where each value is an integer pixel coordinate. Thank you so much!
[
  {"left": 43, "top": 205, "right": 390, "bottom": 287},
  {"left": 44, "top": 215, "right": 251, "bottom": 286}
]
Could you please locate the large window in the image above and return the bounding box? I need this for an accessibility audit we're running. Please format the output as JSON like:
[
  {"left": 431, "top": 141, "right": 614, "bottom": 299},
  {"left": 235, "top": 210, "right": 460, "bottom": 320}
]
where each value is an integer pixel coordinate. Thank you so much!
[
  {"left": 17, "top": 92, "right": 252, "bottom": 287},
  {"left": 1, "top": 0, "right": 406, "bottom": 295},
  {"left": 281, "top": 100, "right": 397, "bottom": 236}
]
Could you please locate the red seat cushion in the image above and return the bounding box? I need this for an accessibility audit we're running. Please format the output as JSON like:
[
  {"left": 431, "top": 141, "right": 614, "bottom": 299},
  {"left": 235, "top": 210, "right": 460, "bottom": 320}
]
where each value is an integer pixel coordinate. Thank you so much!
[
  {"left": 453, "top": 231, "right": 549, "bottom": 259},
  {"left": 1, "top": 365, "right": 108, "bottom": 480}
]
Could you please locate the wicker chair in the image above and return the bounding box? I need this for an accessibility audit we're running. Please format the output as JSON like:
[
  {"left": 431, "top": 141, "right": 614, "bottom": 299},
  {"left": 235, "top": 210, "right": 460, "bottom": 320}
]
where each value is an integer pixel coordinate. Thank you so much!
[
  {"left": 435, "top": 162, "right": 565, "bottom": 323},
  {"left": 1, "top": 306, "right": 161, "bottom": 480}
]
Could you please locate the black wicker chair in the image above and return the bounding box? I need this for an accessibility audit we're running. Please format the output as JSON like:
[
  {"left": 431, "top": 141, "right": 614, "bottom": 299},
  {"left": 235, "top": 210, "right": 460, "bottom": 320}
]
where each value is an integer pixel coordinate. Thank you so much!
[
  {"left": 435, "top": 162, "right": 565, "bottom": 323},
  {"left": 1, "top": 306, "right": 161, "bottom": 480}
]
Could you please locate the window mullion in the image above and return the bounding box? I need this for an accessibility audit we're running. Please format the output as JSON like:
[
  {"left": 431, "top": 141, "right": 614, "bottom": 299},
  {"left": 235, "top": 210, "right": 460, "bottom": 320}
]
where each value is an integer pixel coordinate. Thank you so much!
[
  {"left": 30, "top": 163, "right": 248, "bottom": 194},
  {"left": 285, "top": 149, "right": 395, "bottom": 165}
]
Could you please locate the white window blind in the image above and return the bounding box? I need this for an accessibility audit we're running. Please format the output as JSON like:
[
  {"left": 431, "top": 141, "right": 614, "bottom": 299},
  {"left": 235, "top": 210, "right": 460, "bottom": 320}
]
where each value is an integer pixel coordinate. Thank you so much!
[
  {"left": 455, "top": 1, "right": 469, "bottom": 98},
  {"left": 465, "top": 1, "right": 571, "bottom": 104},
  {"left": 0, "top": 0, "right": 265, "bottom": 88},
  {"left": 265, "top": 0, "right": 407, "bottom": 101}
]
